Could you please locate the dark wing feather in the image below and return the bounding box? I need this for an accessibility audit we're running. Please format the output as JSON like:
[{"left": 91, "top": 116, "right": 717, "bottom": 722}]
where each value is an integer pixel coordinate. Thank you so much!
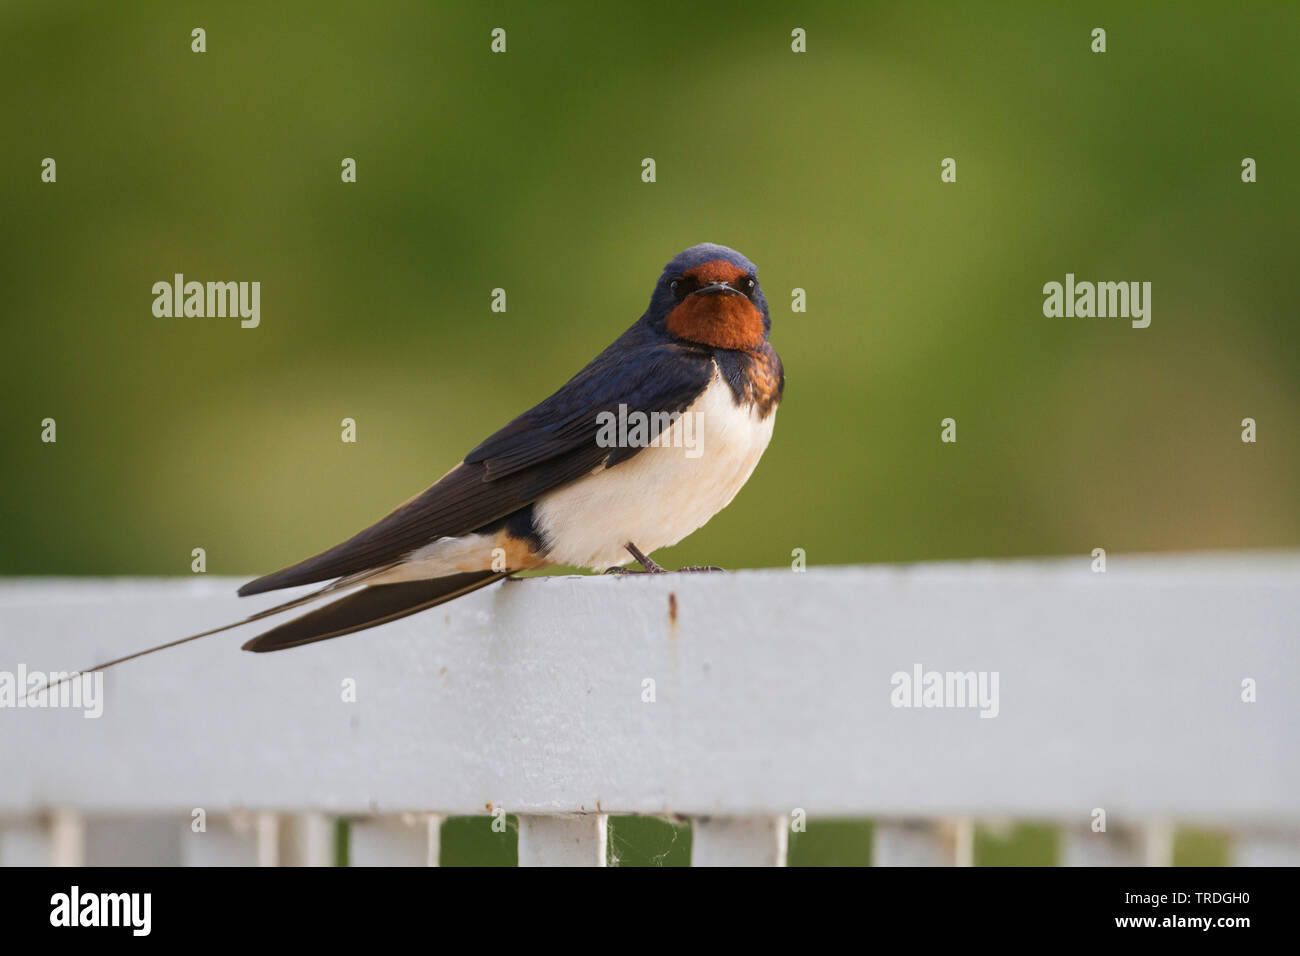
[
  {"left": 241, "top": 573, "right": 504, "bottom": 652},
  {"left": 465, "top": 336, "right": 713, "bottom": 476},
  {"left": 238, "top": 334, "right": 714, "bottom": 596}
]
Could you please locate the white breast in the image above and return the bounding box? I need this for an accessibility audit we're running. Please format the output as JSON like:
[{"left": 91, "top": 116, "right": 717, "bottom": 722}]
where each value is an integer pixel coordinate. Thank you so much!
[{"left": 534, "top": 370, "right": 776, "bottom": 569}]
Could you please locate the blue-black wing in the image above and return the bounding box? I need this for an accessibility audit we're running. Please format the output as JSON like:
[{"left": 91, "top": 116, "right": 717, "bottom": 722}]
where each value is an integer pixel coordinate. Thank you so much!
[{"left": 239, "top": 332, "right": 714, "bottom": 595}]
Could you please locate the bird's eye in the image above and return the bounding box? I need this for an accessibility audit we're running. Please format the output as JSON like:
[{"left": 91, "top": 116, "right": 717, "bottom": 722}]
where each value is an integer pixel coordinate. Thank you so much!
[
  {"left": 742, "top": 276, "right": 757, "bottom": 294},
  {"left": 669, "top": 276, "right": 691, "bottom": 300}
]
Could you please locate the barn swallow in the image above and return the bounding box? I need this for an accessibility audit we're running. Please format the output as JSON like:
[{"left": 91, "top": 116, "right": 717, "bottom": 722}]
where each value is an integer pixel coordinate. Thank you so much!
[{"left": 36, "top": 243, "right": 783, "bottom": 689}]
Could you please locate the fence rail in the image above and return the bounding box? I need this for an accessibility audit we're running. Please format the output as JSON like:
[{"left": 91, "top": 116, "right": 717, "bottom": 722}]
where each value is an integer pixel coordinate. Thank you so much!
[{"left": 2, "top": 553, "right": 1298, "bottom": 865}]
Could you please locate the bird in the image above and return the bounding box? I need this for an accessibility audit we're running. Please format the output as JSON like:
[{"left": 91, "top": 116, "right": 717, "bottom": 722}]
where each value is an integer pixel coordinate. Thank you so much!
[{"left": 33, "top": 242, "right": 783, "bottom": 691}]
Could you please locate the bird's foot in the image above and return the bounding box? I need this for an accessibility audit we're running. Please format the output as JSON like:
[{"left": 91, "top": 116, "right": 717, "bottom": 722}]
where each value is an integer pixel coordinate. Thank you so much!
[
  {"left": 620, "top": 542, "right": 725, "bottom": 574},
  {"left": 624, "top": 542, "right": 667, "bottom": 574}
]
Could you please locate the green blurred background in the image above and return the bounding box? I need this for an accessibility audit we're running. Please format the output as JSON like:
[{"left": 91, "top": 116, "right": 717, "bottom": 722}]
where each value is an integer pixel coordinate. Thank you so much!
[{"left": 2, "top": 2, "right": 1295, "bottom": 864}]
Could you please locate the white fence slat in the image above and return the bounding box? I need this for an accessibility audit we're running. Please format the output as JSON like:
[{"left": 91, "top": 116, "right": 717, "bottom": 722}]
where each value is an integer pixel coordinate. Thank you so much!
[
  {"left": 0, "top": 819, "right": 54, "bottom": 866},
  {"left": 426, "top": 814, "right": 442, "bottom": 867},
  {"left": 1143, "top": 821, "right": 1174, "bottom": 867},
  {"left": 280, "top": 812, "right": 334, "bottom": 867},
  {"left": 1061, "top": 824, "right": 1173, "bottom": 866},
  {"left": 952, "top": 817, "right": 975, "bottom": 866},
  {"left": 517, "top": 814, "right": 607, "bottom": 866},
  {"left": 1062, "top": 827, "right": 1140, "bottom": 866},
  {"left": 180, "top": 813, "right": 260, "bottom": 866},
  {"left": 350, "top": 815, "right": 440, "bottom": 867},
  {"left": 50, "top": 810, "right": 84, "bottom": 867},
  {"left": 1232, "top": 831, "right": 1300, "bottom": 866},
  {"left": 873, "top": 820, "right": 961, "bottom": 866},
  {"left": 690, "top": 816, "right": 787, "bottom": 867},
  {"left": 256, "top": 811, "right": 279, "bottom": 866}
]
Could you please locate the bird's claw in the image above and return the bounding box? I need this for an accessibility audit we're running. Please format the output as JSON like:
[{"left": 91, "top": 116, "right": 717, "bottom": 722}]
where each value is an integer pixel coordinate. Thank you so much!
[{"left": 606, "top": 564, "right": 726, "bottom": 574}]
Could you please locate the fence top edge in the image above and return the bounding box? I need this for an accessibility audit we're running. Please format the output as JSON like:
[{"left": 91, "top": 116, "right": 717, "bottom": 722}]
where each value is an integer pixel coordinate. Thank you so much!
[{"left": 1, "top": 548, "right": 1298, "bottom": 595}]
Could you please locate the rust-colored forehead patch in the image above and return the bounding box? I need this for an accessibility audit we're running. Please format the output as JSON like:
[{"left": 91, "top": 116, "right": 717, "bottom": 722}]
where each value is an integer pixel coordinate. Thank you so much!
[{"left": 682, "top": 259, "right": 749, "bottom": 285}]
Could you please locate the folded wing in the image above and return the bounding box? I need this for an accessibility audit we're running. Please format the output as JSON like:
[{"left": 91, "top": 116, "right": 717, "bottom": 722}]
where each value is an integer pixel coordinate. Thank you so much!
[{"left": 238, "top": 336, "right": 714, "bottom": 596}]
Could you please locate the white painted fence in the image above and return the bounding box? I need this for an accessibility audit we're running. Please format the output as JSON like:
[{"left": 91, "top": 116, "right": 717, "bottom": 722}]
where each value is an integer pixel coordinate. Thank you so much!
[{"left": 1, "top": 554, "right": 1297, "bottom": 866}]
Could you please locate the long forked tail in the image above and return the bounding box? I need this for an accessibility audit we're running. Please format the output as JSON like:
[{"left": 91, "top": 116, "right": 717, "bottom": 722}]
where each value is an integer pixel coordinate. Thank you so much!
[
  {"left": 26, "top": 570, "right": 505, "bottom": 700},
  {"left": 241, "top": 570, "right": 503, "bottom": 652}
]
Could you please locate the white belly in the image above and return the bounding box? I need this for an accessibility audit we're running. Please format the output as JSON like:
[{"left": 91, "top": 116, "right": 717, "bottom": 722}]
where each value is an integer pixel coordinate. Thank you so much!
[{"left": 534, "top": 372, "right": 776, "bottom": 569}]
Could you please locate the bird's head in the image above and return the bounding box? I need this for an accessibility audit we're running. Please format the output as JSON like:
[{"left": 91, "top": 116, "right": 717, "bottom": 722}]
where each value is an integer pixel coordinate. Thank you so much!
[{"left": 646, "top": 243, "right": 770, "bottom": 351}]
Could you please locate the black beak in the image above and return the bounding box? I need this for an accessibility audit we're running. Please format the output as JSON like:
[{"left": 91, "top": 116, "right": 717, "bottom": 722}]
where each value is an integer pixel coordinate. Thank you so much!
[{"left": 691, "top": 281, "right": 742, "bottom": 297}]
